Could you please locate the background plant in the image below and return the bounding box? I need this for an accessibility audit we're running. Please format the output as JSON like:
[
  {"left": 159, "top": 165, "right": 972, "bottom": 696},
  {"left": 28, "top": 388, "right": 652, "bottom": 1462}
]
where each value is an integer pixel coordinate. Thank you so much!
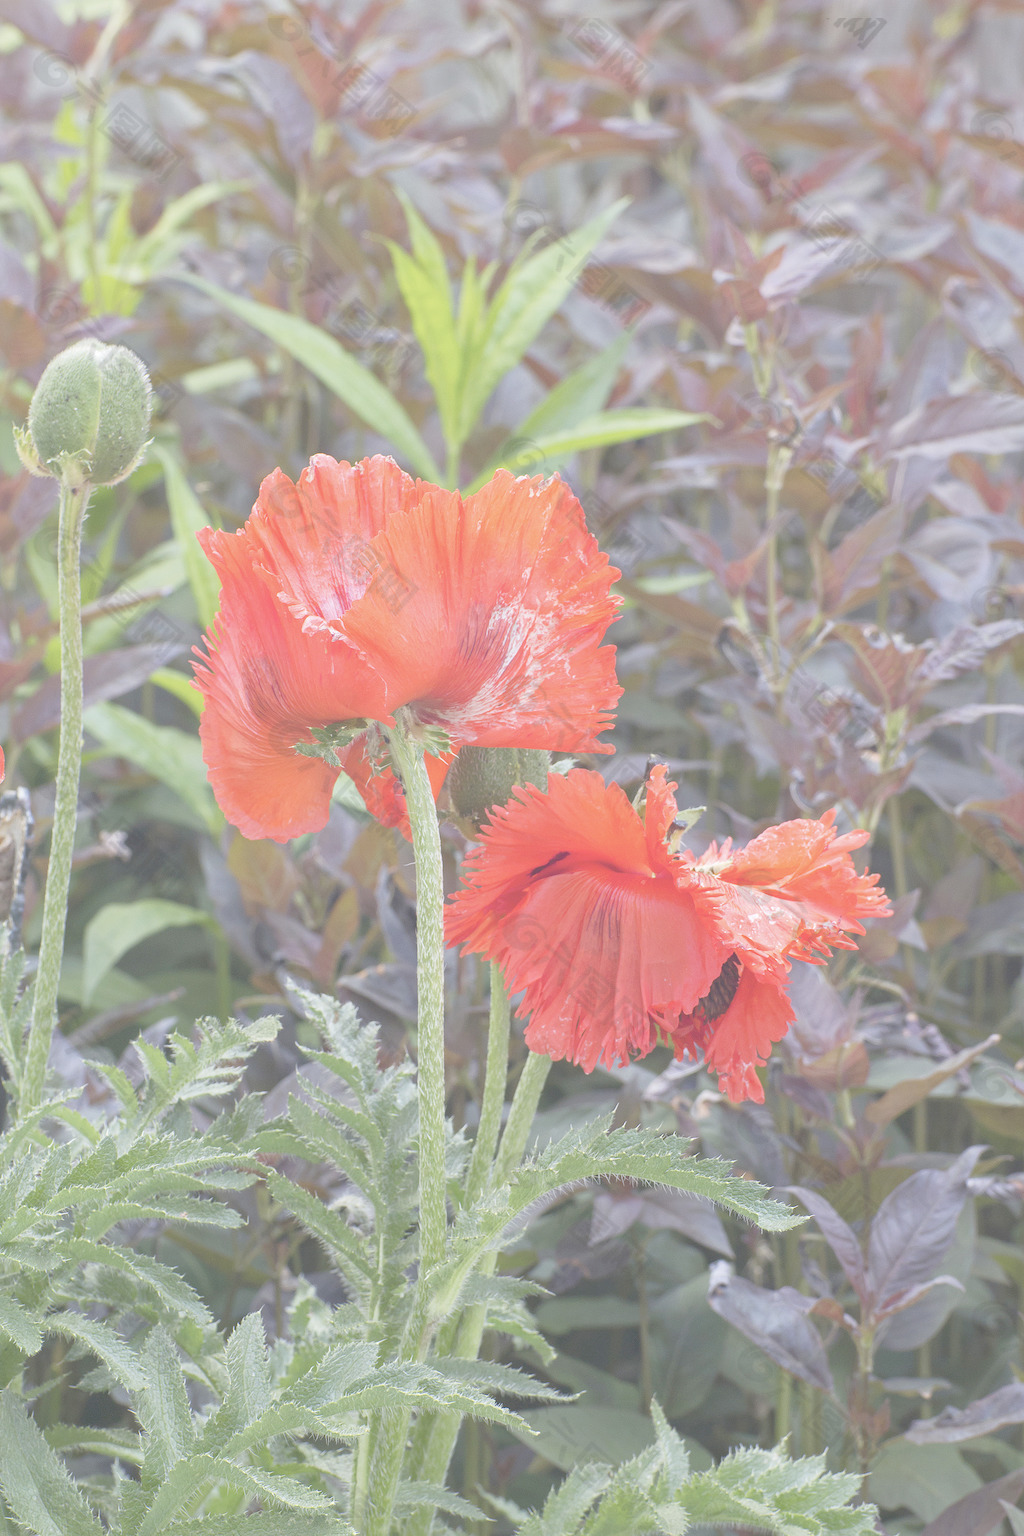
[{"left": 0, "top": 0, "right": 1023, "bottom": 1532}]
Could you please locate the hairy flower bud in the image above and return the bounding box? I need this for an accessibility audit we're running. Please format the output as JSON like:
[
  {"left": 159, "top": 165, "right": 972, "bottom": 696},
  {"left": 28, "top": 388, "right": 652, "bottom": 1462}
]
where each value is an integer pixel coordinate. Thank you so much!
[
  {"left": 447, "top": 746, "right": 550, "bottom": 831},
  {"left": 15, "top": 339, "right": 152, "bottom": 488}
]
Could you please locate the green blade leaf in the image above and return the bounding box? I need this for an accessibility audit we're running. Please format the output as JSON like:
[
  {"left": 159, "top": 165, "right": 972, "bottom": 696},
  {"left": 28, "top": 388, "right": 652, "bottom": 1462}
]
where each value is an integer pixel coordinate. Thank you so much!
[
  {"left": 468, "top": 407, "right": 713, "bottom": 491},
  {"left": 386, "top": 192, "right": 461, "bottom": 458},
  {"left": 0, "top": 1390, "right": 105, "bottom": 1536},
  {"left": 152, "top": 442, "right": 221, "bottom": 630},
  {"left": 458, "top": 200, "right": 628, "bottom": 446},
  {"left": 82, "top": 899, "right": 213, "bottom": 1005},
  {"left": 513, "top": 331, "right": 631, "bottom": 440},
  {"left": 174, "top": 275, "right": 442, "bottom": 482},
  {"left": 84, "top": 700, "right": 222, "bottom": 833}
]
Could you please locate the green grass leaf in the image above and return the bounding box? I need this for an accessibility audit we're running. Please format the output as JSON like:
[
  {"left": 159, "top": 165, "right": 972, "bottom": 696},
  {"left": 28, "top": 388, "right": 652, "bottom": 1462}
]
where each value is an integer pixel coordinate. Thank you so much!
[
  {"left": 82, "top": 899, "right": 213, "bottom": 1005},
  {"left": 457, "top": 201, "right": 628, "bottom": 447},
  {"left": 84, "top": 700, "right": 222, "bottom": 833},
  {"left": 175, "top": 275, "right": 442, "bottom": 482},
  {"left": 468, "top": 407, "right": 712, "bottom": 490},
  {"left": 152, "top": 442, "right": 221, "bottom": 630}
]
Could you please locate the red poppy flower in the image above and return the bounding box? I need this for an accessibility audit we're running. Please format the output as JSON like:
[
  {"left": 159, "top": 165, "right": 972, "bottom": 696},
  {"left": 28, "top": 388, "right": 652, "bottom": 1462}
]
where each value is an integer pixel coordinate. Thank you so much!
[
  {"left": 445, "top": 766, "right": 890, "bottom": 1101},
  {"left": 193, "top": 455, "right": 621, "bottom": 842}
]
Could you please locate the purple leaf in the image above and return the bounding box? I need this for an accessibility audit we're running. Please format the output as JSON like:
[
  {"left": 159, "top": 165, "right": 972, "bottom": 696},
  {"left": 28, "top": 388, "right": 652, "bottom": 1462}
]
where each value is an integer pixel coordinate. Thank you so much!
[
  {"left": 13, "top": 643, "right": 187, "bottom": 739},
  {"left": 875, "top": 1274, "right": 965, "bottom": 1323},
  {"left": 919, "top": 1469, "right": 1024, "bottom": 1536},
  {"left": 907, "top": 1382, "right": 1024, "bottom": 1445},
  {"left": 788, "top": 1186, "right": 868, "bottom": 1303},
  {"left": 884, "top": 393, "right": 1024, "bottom": 459},
  {"left": 866, "top": 1147, "right": 983, "bottom": 1318},
  {"left": 707, "top": 1263, "right": 835, "bottom": 1393},
  {"left": 908, "top": 704, "right": 1024, "bottom": 746}
]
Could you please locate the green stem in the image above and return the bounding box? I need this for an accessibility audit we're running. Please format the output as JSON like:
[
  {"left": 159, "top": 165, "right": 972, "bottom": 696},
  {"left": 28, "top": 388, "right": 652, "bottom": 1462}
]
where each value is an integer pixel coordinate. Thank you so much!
[
  {"left": 23, "top": 480, "right": 90, "bottom": 1114},
  {"left": 387, "top": 718, "right": 448, "bottom": 1276},
  {"left": 360, "top": 714, "right": 449, "bottom": 1536},
  {"left": 465, "top": 963, "right": 511, "bottom": 1203},
  {"left": 494, "top": 1048, "right": 550, "bottom": 1181},
  {"left": 405, "top": 1049, "right": 551, "bottom": 1534}
]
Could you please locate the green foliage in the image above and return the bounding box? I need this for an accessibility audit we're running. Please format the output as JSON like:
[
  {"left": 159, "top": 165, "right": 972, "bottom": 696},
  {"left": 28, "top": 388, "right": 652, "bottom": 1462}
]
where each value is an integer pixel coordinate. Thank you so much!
[
  {"left": 494, "top": 1408, "right": 878, "bottom": 1536},
  {"left": 177, "top": 275, "right": 442, "bottom": 482}
]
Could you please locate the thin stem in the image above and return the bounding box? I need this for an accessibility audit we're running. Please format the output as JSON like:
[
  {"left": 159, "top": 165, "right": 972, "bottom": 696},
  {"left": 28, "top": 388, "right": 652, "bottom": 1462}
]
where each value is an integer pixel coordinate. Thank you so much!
[
  {"left": 465, "top": 963, "right": 511, "bottom": 1204},
  {"left": 494, "top": 1048, "right": 550, "bottom": 1182},
  {"left": 23, "top": 480, "right": 90, "bottom": 1115}
]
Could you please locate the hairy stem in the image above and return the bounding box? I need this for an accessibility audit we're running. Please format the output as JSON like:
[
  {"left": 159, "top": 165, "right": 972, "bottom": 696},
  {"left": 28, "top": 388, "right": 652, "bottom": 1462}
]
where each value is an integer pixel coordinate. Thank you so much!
[
  {"left": 23, "top": 480, "right": 90, "bottom": 1114},
  {"left": 465, "top": 963, "right": 511, "bottom": 1203},
  {"left": 359, "top": 714, "right": 448, "bottom": 1536}
]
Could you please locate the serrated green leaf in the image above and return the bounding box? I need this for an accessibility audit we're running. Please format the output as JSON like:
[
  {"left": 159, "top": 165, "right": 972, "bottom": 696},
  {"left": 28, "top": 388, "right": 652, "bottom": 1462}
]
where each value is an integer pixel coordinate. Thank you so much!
[
  {"left": 44, "top": 1313, "right": 145, "bottom": 1393},
  {"left": 176, "top": 275, "right": 441, "bottom": 481},
  {"left": 0, "top": 1390, "right": 105, "bottom": 1536},
  {"left": 515, "top": 1462, "right": 614, "bottom": 1536},
  {"left": 138, "top": 1327, "right": 196, "bottom": 1487},
  {"left": 137, "top": 1453, "right": 331, "bottom": 1536},
  {"left": 160, "top": 1520, "right": 353, "bottom": 1536},
  {"left": 0, "top": 1294, "right": 42, "bottom": 1355}
]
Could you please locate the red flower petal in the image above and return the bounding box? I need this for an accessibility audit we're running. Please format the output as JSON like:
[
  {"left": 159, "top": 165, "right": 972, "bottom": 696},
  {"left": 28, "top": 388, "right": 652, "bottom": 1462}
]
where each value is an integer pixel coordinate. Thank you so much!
[
  {"left": 193, "top": 525, "right": 388, "bottom": 842},
  {"left": 195, "top": 457, "right": 622, "bottom": 840},
  {"left": 446, "top": 768, "right": 729, "bottom": 1071},
  {"left": 680, "top": 808, "right": 891, "bottom": 977},
  {"left": 256, "top": 461, "right": 622, "bottom": 752}
]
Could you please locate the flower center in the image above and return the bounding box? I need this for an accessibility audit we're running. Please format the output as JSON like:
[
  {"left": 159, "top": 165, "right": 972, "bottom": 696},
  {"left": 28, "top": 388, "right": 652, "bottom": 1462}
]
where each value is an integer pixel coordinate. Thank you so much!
[{"left": 692, "top": 953, "right": 740, "bottom": 1023}]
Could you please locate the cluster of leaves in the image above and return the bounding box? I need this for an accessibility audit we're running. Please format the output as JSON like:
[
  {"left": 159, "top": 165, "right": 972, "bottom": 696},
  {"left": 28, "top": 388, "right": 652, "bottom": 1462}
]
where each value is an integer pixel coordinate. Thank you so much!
[{"left": 0, "top": 0, "right": 1022, "bottom": 1530}]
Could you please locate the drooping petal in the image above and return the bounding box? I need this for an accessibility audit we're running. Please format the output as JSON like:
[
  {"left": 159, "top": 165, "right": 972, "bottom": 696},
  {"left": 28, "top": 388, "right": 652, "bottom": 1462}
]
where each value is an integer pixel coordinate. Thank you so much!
[
  {"left": 446, "top": 769, "right": 654, "bottom": 956},
  {"left": 337, "top": 469, "right": 622, "bottom": 751},
  {"left": 193, "top": 526, "right": 389, "bottom": 842},
  {"left": 455, "top": 864, "right": 727, "bottom": 1072},
  {"left": 695, "top": 966, "right": 795, "bottom": 1104},
  {"left": 679, "top": 806, "right": 891, "bottom": 975}
]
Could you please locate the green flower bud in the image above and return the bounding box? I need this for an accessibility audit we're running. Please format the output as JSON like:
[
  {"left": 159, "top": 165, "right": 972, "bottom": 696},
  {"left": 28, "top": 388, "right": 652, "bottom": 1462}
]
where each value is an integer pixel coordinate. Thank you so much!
[
  {"left": 447, "top": 746, "right": 550, "bottom": 831},
  {"left": 15, "top": 339, "right": 152, "bottom": 489}
]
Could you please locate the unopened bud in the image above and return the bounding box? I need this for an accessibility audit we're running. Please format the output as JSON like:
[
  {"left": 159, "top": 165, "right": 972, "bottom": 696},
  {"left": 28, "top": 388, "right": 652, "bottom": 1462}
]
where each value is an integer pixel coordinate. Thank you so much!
[
  {"left": 447, "top": 746, "right": 550, "bottom": 830},
  {"left": 15, "top": 339, "right": 152, "bottom": 488}
]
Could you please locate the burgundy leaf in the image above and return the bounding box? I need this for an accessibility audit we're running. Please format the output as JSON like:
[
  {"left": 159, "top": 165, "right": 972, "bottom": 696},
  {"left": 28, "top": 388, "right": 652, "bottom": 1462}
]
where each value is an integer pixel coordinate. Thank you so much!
[
  {"left": 707, "top": 1263, "right": 835, "bottom": 1393},
  {"left": 874, "top": 1274, "right": 964, "bottom": 1323},
  {"left": 907, "top": 1382, "right": 1024, "bottom": 1445},
  {"left": 908, "top": 703, "right": 1024, "bottom": 746},
  {"left": 918, "top": 1469, "right": 1024, "bottom": 1536},
  {"left": 13, "top": 642, "right": 187, "bottom": 739},
  {"left": 788, "top": 1186, "right": 868, "bottom": 1303},
  {"left": 884, "top": 393, "right": 1024, "bottom": 459},
  {"left": 866, "top": 1148, "right": 983, "bottom": 1318}
]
